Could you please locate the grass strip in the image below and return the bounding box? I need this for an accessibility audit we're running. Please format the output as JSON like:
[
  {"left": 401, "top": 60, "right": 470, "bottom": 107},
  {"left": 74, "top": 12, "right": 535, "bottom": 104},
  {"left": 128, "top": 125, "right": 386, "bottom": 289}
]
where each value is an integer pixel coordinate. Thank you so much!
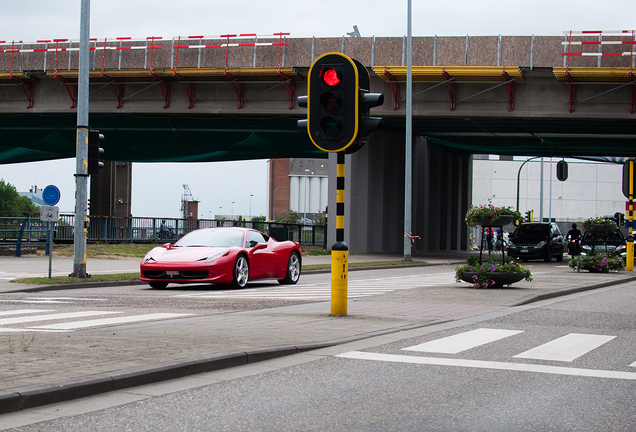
[
  {"left": 11, "top": 261, "right": 423, "bottom": 285},
  {"left": 12, "top": 272, "right": 140, "bottom": 285}
]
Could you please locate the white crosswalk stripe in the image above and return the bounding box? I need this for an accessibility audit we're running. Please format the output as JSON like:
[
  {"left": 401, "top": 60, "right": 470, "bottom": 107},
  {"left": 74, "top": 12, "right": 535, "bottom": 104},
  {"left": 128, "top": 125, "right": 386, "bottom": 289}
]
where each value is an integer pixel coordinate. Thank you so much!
[
  {"left": 403, "top": 328, "right": 524, "bottom": 354},
  {"left": 341, "top": 327, "right": 635, "bottom": 379},
  {"left": 0, "top": 309, "right": 193, "bottom": 333},
  {"left": 174, "top": 272, "right": 457, "bottom": 300},
  {"left": 513, "top": 333, "right": 616, "bottom": 362}
]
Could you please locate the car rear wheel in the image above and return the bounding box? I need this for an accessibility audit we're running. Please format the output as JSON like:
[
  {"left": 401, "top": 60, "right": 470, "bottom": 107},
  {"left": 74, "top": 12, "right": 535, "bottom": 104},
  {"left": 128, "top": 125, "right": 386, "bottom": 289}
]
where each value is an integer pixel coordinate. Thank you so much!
[
  {"left": 232, "top": 255, "right": 249, "bottom": 288},
  {"left": 279, "top": 251, "right": 301, "bottom": 285},
  {"left": 149, "top": 282, "right": 168, "bottom": 289}
]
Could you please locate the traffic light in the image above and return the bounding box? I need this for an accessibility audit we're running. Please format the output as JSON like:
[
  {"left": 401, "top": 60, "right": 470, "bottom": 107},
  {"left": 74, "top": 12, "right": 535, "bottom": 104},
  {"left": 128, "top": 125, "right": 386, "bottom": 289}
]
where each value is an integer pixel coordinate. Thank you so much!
[
  {"left": 615, "top": 212, "right": 625, "bottom": 227},
  {"left": 556, "top": 160, "right": 568, "bottom": 181},
  {"left": 88, "top": 129, "right": 104, "bottom": 175},
  {"left": 298, "top": 53, "right": 383, "bottom": 153},
  {"left": 525, "top": 210, "right": 533, "bottom": 222},
  {"left": 353, "top": 58, "right": 384, "bottom": 144},
  {"left": 301, "top": 53, "right": 359, "bottom": 152}
]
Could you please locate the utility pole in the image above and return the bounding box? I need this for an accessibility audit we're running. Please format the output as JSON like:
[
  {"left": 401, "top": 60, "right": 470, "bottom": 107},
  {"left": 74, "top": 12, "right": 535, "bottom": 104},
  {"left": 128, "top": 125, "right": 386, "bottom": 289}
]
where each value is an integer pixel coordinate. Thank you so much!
[{"left": 71, "top": 0, "right": 90, "bottom": 278}]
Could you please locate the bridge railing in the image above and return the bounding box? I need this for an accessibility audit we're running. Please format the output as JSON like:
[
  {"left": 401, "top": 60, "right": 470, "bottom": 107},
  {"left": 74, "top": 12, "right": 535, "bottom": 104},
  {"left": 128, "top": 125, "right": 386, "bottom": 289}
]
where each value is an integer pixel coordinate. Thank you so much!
[{"left": 0, "top": 215, "right": 326, "bottom": 248}]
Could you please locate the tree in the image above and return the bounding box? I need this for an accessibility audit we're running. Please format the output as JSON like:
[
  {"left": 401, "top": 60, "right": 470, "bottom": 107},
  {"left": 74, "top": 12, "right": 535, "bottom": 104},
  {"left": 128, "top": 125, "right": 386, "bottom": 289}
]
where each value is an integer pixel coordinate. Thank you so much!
[
  {"left": 0, "top": 179, "right": 39, "bottom": 216},
  {"left": 275, "top": 210, "right": 301, "bottom": 224}
]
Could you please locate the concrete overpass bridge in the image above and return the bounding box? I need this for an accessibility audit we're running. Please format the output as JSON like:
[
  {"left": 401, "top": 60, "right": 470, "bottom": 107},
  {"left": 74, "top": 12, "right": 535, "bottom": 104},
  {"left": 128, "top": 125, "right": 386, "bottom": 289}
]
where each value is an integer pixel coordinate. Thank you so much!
[{"left": 0, "top": 31, "right": 634, "bottom": 253}]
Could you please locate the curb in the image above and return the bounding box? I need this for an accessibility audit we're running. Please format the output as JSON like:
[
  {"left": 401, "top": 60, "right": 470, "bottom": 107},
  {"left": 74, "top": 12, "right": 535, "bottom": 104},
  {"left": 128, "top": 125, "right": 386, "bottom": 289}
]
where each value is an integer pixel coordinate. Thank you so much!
[
  {"left": 0, "top": 319, "right": 450, "bottom": 415},
  {"left": 506, "top": 275, "right": 636, "bottom": 307}
]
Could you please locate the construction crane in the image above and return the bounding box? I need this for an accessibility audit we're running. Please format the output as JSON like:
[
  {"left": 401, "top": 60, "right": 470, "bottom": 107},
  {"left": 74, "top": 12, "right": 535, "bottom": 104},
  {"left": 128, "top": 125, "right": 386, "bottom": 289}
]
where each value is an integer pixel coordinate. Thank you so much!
[{"left": 181, "top": 184, "right": 196, "bottom": 219}]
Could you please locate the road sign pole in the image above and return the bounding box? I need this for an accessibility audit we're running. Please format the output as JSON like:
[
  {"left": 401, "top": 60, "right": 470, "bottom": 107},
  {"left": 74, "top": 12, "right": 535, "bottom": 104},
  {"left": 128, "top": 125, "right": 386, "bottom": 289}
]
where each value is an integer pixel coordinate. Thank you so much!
[
  {"left": 331, "top": 152, "right": 348, "bottom": 316},
  {"left": 48, "top": 221, "right": 53, "bottom": 278},
  {"left": 627, "top": 159, "right": 634, "bottom": 271}
]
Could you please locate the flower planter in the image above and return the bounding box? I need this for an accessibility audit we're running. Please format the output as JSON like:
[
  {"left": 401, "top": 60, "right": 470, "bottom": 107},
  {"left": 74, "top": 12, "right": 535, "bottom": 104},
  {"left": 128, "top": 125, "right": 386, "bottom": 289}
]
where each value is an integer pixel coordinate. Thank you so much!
[
  {"left": 460, "top": 272, "right": 525, "bottom": 288},
  {"left": 476, "top": 215, "right": 515, "bottom": 227}
]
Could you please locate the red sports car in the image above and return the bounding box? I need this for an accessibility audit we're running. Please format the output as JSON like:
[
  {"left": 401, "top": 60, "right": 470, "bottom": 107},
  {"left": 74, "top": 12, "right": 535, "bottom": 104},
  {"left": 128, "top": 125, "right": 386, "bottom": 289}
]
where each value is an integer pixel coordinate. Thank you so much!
[{"left": 140, "top": 227, "right": 302, "bottom": 289}]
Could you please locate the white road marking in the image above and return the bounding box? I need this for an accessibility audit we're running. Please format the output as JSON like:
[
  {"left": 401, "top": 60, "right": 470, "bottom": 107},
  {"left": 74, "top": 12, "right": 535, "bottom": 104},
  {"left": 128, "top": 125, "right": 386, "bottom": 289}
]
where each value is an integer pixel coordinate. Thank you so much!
[
  {"left": 402, "top": 328, "right": 524, "bottom": 354},
  {"left": 0, "top": 309, "right": 55, "bottom": 316},
  {"left": 513, "top": 333, "right": 617, "bottom": 362},
  {"left": 30, "top": 313, "right": 193, "bottom": 330},
  {"left": 29, "top": 297, "right": 107, "bottom": 301},
  {"left": 0, "top": 311, "right": 120, "bottom": 325},
  {"left": 174, "top": 273, "right": 457, "bottom": 300},
  {"left": 336, "top": 351, "right": 636, "bottom": 381}
]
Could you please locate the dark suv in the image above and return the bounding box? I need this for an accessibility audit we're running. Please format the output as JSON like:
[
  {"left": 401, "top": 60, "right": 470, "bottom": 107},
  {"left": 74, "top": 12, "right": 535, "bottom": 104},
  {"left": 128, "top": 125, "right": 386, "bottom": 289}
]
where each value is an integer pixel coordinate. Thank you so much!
[
  {"left": 508, "top": 222, "right": 565, "bottom": 262},
  {"left": 580, "top": 229, "right": 627, "bottom": 261}
]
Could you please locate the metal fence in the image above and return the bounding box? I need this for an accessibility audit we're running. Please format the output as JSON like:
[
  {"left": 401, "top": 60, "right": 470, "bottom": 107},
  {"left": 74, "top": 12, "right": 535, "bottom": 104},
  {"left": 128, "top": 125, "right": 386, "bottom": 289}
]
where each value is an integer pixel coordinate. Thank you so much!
[{"left": 0, "top": 215, "right": 326, "bottom": 248}]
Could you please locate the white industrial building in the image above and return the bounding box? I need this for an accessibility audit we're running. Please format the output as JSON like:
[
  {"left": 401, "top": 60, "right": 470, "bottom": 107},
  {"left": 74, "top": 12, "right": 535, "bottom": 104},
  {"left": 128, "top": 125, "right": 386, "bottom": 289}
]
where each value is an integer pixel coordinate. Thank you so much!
[{"left": 472, "top": 155, "right": 626, "bottom": 222}]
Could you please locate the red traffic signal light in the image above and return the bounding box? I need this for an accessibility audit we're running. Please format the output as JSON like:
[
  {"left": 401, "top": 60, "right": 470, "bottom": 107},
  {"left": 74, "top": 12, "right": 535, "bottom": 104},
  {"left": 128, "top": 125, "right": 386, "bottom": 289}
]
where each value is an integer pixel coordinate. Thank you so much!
[
  {"left": 321, "top": 68, "right": 341, "bottom": 86},
  {"left": 306, "top": 53, "right": 359, "bottom": 152}
]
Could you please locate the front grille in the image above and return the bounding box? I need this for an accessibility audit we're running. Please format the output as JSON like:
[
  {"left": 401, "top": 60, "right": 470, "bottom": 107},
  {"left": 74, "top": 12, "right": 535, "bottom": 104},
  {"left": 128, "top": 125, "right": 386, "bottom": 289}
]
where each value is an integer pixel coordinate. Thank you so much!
[{"left": 142, "top": 270, "right": 208, "bottom": 280}]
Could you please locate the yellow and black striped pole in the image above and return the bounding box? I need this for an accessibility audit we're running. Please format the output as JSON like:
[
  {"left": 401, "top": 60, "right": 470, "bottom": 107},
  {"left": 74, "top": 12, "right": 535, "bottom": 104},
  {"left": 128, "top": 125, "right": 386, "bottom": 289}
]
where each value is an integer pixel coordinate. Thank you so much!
[
  {"left": 627, "top": 158, "right": 634, "bottom": 271},
  {"left": 331, "top": 152, "right": 348, "bottom": 315}
]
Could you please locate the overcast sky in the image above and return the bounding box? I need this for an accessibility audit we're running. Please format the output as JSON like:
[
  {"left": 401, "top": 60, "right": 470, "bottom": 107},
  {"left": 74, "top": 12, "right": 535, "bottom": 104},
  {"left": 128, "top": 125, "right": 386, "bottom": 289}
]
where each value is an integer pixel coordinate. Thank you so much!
[{"left": 1, "top": 1, "right": 634, "bottom": 218}]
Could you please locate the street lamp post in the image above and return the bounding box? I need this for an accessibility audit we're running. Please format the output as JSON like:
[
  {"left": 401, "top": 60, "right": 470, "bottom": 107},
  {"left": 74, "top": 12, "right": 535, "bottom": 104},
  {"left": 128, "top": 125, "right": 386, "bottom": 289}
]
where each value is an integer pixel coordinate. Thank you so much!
[
  {"left": 231, "top": 202, "right": 235, "bottom": 220},
  {"left": 304, "top": 169, "right": 310, "bottom": 222},
  {"left": 249, "top": 194, "right": 254, "bottom": 219}
]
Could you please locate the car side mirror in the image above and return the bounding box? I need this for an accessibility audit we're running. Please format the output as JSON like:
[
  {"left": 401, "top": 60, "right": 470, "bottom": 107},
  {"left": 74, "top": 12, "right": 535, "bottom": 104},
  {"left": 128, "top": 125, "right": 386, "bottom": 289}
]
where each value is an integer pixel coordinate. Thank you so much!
[
  {"left": 251, "top": 243, "right": 267, "bottom": 251},
  {"left": 163, "top": 243, "right": 172, "bottom": 249}
]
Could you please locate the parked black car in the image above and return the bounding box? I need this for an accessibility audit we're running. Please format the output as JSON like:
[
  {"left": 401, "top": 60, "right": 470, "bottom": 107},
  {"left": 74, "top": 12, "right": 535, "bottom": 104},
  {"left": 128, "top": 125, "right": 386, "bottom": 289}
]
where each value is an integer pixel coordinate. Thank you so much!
[
  {"left": 580, "top": 229, "right": 627, "bottom": 261},
  {"left": 508, "top": 222, "right": 565, "bottom": 262}
]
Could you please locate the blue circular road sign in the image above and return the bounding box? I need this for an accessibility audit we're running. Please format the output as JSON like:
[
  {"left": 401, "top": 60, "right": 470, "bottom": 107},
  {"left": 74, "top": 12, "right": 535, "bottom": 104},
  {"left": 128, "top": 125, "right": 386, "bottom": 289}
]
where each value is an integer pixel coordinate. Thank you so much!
[{"left": 42, "top": 185, "right": 61, "bottom": 206}]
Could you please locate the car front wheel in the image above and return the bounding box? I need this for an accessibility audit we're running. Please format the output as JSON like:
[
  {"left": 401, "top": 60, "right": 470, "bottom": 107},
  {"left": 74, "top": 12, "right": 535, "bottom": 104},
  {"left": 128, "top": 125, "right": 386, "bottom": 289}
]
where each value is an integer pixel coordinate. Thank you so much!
[
  {"left": 232, "top": 255, "right": 249, "bottom": 288},
  {"left": 556, "top": 246, "right": 564, "bottom": 262},
  {"left": 279, "top": 251, "right": 301, "bottom": 285}
]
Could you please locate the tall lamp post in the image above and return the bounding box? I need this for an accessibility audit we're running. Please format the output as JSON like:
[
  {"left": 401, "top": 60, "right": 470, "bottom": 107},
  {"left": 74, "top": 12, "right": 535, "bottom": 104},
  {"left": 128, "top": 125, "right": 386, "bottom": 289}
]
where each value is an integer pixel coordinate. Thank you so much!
[
  {"left": 231, "top": 202, "right": 235, "bottom": 220},
  {"left": 304, "top": 169, "right": 310, "bottom": 222},
  {"left": 249, "top": 194, "right": 254, "bottom": 218}
]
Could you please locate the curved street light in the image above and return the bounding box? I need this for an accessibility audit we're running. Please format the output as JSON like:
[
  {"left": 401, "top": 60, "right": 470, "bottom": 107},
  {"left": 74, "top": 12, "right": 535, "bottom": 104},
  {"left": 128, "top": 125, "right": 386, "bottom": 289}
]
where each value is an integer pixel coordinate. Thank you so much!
[{"left": 517, "top": 156, "right": 541, "bottom": 212}]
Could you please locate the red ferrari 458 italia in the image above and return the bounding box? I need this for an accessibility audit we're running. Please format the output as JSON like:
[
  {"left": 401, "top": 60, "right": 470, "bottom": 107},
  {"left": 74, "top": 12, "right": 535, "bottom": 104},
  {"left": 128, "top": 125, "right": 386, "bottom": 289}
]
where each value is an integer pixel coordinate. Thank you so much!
[{"left": 140, "top": 227, "right": 302, "bottom": 289}]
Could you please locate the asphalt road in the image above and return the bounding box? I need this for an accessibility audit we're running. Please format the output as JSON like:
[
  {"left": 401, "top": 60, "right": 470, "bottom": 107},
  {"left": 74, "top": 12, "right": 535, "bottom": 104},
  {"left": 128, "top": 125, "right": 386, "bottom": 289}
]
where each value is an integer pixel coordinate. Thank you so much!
[{"left": 3, "top": 268, "right": 635, "bottom": 431}]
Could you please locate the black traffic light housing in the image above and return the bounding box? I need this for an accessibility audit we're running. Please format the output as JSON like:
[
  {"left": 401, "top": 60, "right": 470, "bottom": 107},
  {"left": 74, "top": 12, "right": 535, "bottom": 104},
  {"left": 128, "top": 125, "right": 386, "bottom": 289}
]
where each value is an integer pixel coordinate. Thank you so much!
[
  {"left": 88, "top": 129, "right": 104, "bottom": 175},
  {"left": 298, "top": 53, "right": 383, "bottom": 153},
  {"left": 556, "top": 160, "right": 568, "bottom": 181},
  {"left": 525, "top": 210, "right": 533, "bottom": 222}
]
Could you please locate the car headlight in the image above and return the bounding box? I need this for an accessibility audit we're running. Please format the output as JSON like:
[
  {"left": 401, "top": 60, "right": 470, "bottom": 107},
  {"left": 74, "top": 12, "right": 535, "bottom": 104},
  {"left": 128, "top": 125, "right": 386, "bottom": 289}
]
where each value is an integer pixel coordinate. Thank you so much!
[
  {"left": 536, "top": 241, "right": 546, "bottom": 247},
  {"left": 142, "top": 253, "right": 155, "bottom": 264},
  {"left": 206, "top": 249, "right": 229, "bottom": 263}
]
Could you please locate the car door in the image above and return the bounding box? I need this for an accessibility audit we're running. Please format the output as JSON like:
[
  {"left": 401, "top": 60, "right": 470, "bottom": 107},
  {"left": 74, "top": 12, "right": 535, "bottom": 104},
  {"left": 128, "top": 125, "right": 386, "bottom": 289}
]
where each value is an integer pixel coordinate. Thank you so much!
[{"left": 246, "top": 230, "right": 277, "bottom": 279}]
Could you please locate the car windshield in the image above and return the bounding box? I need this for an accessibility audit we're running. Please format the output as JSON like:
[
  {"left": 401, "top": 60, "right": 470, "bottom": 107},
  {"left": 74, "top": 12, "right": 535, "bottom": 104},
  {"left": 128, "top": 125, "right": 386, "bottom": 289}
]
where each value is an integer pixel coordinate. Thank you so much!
[
  {"left": 581, "top": 231, "right": 624, "bottom": 245},
  {"left": 514, "top": 225, "right": 547, "bottom": 237},
  {"left": 174, "top": 229, "right": 244, "bottom": 248}
]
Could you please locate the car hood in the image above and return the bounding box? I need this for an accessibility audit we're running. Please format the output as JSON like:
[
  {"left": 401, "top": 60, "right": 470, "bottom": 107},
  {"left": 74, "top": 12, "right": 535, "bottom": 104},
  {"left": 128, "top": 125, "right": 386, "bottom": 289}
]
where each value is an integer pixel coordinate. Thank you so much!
[
  {"left": 147, "top": 246, "right": 233, "bottom": 263},
  {"left": 509, "top": 235, "right": 546, "bottom": 245}
]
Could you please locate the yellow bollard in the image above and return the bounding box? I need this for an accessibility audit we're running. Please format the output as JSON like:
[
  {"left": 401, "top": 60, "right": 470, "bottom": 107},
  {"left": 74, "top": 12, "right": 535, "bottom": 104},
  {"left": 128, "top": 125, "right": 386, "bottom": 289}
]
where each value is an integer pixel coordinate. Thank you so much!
[
  {"left": 331, "top": 249, "right": 348, "bottom": 316},
  {"left": 627, "top": 237, "right": 634, "bottom": 271}
]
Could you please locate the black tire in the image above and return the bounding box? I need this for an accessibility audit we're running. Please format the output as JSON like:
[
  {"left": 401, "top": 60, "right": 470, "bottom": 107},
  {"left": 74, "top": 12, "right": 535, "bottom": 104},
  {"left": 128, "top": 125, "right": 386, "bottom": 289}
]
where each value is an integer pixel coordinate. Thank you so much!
[
  {"left": 278, "top": 251, "right": 301, "bottom": 285},
  {"left": 544, "top": 248, "right": 552, "bottom": 262},
  {"left": 149, "top": 282, "right": 168, "bottom": 289},
  {"left": 556, "top": 246, "right": 564, "bottom": 262},
  {"left": 231, "top": 255, "right": 249, "bottom": 288}
]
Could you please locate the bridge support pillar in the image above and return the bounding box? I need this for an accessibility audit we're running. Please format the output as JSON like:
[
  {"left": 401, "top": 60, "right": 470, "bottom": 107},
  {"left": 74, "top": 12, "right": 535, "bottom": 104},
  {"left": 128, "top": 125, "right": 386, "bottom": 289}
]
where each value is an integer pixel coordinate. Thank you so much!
[{"left": 89, "top": 161, "right": 133, "bottom": 218}]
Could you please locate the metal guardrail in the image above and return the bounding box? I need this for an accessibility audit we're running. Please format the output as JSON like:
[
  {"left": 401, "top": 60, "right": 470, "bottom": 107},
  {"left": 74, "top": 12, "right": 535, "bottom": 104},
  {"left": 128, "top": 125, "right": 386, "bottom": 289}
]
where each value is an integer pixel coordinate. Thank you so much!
[{"left": 0, "top": 215, "right": 327, "bottom": 252}]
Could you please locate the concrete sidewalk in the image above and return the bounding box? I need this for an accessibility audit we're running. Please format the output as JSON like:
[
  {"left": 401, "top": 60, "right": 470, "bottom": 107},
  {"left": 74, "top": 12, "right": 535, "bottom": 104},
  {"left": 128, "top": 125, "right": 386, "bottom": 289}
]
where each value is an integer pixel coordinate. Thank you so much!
[{"left": 1, "top": 253, "right": 635, "bottom": 415}]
